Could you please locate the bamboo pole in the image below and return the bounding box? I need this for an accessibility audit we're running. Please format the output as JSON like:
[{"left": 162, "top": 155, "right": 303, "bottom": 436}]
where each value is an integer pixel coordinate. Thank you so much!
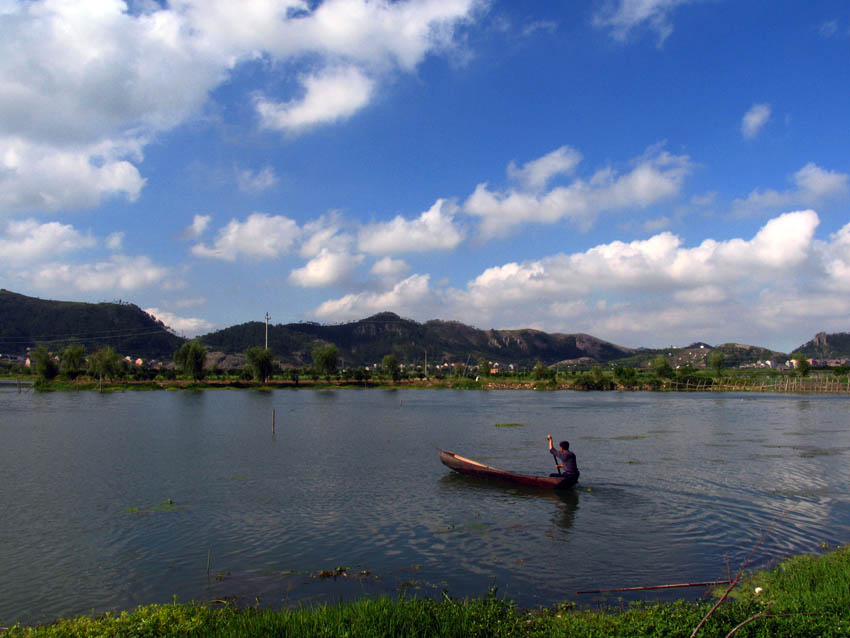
[{"left": 577, "top": 580, "right": 730, "bottom": 594}]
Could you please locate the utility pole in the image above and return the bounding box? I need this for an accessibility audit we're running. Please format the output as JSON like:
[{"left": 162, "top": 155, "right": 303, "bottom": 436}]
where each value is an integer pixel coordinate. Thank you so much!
[
  {"left": 424, "top": 349, "right": 428, "bottom": 377},
  {"left": 265, "top": 312, "right": 270, "bottom": 350}
]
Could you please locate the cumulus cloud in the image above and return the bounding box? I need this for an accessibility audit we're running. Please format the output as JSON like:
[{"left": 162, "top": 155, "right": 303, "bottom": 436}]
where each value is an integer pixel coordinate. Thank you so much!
[
  {"left": 288, "top": 248, "right": 363, "bottom": 287},
  {"left": 464, "top": 145, "right": 692, "bottom": 238},
  {"left": 144, "top": 307, "right": 215, "bottom": 337},
  {"left": 313, "top": 273, "right": 434, "bottom": 322},
  {"left": 30, "top": 255, "right": 169, "bottom": 292},
  {"left": 309, "top": 210, "right": 850, "bottom": 349},
  {"left": 0, "top": 137, "right": 145, "bottom": 214},
  {"left": 741, "top": 103, "right": 771, "bottom": 139},
  {"left": 593, "top": 0, "right": 697, "bottom": 45},
  {"left": 0, "top": 218, "right": 94, "bottom": 262},
  {"left": 1, "top": 0, "right": 481, "bottom": 214},
  {"left": 192, "top": 213, "right": 299, "bottom": 260},
  {"left": 236, "top": 166, "right": 278, "bottom": 193},
  {"left": 734, "top": 163, "right": 849, "bottom": 215},
  {"left": 358, "top": 199, "right": 464, "bottom": 254},
  {"left": 256, "top": 66, "right": 375, "bottom": 133}
]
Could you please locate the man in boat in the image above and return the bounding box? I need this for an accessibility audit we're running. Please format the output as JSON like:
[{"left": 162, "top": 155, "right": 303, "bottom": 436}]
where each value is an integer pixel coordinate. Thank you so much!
[{"left": 547, "top": 434, "right": 579, "bottom": 481}]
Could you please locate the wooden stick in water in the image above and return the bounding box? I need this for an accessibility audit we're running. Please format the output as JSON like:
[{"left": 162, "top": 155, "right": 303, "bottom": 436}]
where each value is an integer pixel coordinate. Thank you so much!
[{"left": 577, "top": 580, "right": 730, "bottom": 594}]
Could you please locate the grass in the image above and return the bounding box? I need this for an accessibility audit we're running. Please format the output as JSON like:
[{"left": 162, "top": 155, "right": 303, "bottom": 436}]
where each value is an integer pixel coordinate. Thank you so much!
[{"left": 5, "top": 547, "right": 850, "bottom": 637}]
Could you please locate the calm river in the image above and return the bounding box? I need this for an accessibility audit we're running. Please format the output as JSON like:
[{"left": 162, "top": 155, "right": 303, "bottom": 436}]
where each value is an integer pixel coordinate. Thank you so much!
[{"left": 1, "top": 388, "right": 849, "bottom": 625}]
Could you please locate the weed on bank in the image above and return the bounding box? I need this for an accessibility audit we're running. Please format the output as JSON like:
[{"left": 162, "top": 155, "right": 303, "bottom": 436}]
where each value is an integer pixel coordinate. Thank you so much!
[{"left": 5, "top": 546, "right": 849, "bottom": 637}]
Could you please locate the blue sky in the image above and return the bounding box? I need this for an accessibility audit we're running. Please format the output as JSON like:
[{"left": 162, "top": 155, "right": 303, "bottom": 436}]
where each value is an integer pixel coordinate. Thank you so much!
[{"left": 1, "top": 0, "right": 849, "bottom": 352}]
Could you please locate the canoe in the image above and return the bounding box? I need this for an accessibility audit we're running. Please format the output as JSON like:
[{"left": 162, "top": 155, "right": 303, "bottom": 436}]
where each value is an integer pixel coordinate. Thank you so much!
[{"left": 438, "top": 449, "right": 578, "bottom": 489}]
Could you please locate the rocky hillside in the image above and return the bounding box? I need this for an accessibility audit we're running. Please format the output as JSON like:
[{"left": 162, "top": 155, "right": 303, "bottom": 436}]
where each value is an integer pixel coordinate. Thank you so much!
[{"left": 793, "top": 332, "right": 850, "bottom": 359}]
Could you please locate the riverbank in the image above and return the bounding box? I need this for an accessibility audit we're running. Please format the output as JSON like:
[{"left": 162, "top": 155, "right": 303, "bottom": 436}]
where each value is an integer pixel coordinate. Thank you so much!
[
  {"left": 4, "top": 546, "right": 849, "bottom": 637},
  {"left": 8, "top": 373, "right": 850, "bottom": 394}
]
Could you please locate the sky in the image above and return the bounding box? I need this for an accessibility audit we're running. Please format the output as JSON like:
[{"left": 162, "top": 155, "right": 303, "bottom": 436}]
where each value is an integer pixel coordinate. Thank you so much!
[{"left": 1, "top": 0, "right": 849, "bottom": 352}]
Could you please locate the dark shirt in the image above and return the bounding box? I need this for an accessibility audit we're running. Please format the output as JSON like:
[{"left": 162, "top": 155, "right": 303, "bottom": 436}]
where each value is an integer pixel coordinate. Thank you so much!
[{"left": 550, "top": 448, "right": 579, "bottom": 477}]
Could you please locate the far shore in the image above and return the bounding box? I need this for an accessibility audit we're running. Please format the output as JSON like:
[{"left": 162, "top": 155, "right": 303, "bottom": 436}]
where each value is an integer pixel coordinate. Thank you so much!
[{"left": 6, "top": 373, "right": 850, "bottom": 394}]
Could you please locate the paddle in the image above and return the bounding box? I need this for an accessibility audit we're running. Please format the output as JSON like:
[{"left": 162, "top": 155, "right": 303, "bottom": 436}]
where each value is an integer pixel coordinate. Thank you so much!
[{"left": 547, "top": 435, "right": 561, "bottom": 475}]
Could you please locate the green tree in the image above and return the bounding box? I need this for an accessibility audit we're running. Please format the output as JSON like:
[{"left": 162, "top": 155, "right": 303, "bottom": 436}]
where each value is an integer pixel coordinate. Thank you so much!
[
  {"left": 708, "top": 350, "right": 725, "bottom": 376},
  {"left": 382, "top": 353, "right": 400, "bottom": 382},
  {"left": 174, "top": 339, "right": 207, "bottom": 381},
  {"left": 613, "top": 365, "right": 637, "bottom": 388},
  {"left": 59, "top": 344, "right": 86, "bottom": 379},
  {"left": 651, "top": 354, "right": 673, "bottom": 378},
  {"left": 792, "top": 354, "right": 811, "bottom": 377},
  {"left": 533, "top": 361, "right": 553, "bottom": 380},
  {"left": 245, "top": 346, "right": 274, "bottom": 383},
  {"left": 477, "top": 357, "right": 489, "bottom": 377},
  {"left": 88, "top": 346, "right": 122, "bottom": 388},
  {"left": 30, "top": 344, "right": 59, "bottom": 381},
  {"left": 312, "top": 343, "right": 339, "bottom": 381}
]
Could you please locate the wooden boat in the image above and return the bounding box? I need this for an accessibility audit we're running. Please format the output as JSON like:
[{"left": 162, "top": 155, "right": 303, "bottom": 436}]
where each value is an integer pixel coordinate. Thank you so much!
[{"left": 438, "top": 449, "right": 578, "bottom": 489}]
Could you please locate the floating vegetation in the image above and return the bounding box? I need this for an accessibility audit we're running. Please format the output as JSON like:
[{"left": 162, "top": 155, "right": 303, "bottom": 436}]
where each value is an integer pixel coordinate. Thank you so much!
[
  {"left": 125, "top": 499, "right": 186, "bottom": 515},
  {"left": 612, "top": 434, "right": 648, "bottom": 440},
  {"left": 317, "top": 567, "right": 348, "bottom": 580},
  {"left": 493, "top": 422, "right": 524, "bottom": 427},
  {"left": 626, "top": 460, "right": 642, "bottom": 465}
]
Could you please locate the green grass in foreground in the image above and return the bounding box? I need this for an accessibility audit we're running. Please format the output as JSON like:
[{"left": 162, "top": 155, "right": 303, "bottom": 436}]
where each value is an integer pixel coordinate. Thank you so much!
[{"left": 5, "top": 546, "right": 850, "bottom": 637}]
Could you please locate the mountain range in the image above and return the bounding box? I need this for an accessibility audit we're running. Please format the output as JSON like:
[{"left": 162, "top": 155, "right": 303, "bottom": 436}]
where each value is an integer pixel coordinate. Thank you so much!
[{"left": 2, "top": 289, "right": 848, "bottom": 368}]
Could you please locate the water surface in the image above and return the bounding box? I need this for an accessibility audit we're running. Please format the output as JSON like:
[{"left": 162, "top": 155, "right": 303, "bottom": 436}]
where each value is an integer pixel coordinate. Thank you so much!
[{"left": 1, "top": 388, "right": 849, "bottom": 624}]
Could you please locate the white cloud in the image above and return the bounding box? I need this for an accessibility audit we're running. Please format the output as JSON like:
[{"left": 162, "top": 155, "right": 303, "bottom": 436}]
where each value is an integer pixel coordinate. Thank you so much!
[
  {"left": 144, "top": 307, "right": 215, "bottom": 337},
  {"left": 236, "top": 166, "right": 278, "bottom": 193},
  {"left": 298, "top": 213, "right": 352, "bottom": 258},
  {"left": 256, "top": 66, "right": 375, "bottom": 133},
  {"left": 371, "top": 256, "right": 410, "bottom": 277},
  {"left": 0, "top": 137, "right": 145, "bottom": 214},
  {"left": 191, "top": 213, "right": 299, "bottom": 261},
  {"left": 593, "top": 0, "right": 697, "bottom": 45},
  {"left": 431, "top": 210, "right": 830, "bottom": 347},
  {"left": 464, "top": 145, "right": 692, "bottom": 238},
  {"left": 741, "top": 103, "right": 771, "bottom": 139},
  {"left": 105, "top": 232, "right": 125, "bottom": 251},
  {"left": 313, "top": 273, "right": 434, "bottom": 322},
  {"left": 507, "top": 146, "right": 582, "bottom": 191},
  {"left": 1, "top": 0, "right": 481, "bottom": 213},
  {"left": 288, "top": 248, "right": 363, "bottom": 287},
  {"left": 734, "top": 163, "right": 849, "bottom": 215},
  {"left": 30, "top": 255, "right": 169, "bottom": 292},
  {"left": 358, "top": 199, "right": 464, "bottom": 254},
  {"left": 0, "top": 218, "right": 94, "bottom": 262},
  {"left": 184, "top": 214, "right": 211, "bottom": 239},
  {"left": 821, "top": 221, "right": 850, "bottom": 291}
]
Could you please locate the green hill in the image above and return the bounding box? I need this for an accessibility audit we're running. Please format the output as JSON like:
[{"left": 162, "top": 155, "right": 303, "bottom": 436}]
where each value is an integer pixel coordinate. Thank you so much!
[
  {"left": 197, "top": 312, "right": 635, "bottom": 368},
  {"left": 0, "top": 289, "right": 184, "bottom": 359}
]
